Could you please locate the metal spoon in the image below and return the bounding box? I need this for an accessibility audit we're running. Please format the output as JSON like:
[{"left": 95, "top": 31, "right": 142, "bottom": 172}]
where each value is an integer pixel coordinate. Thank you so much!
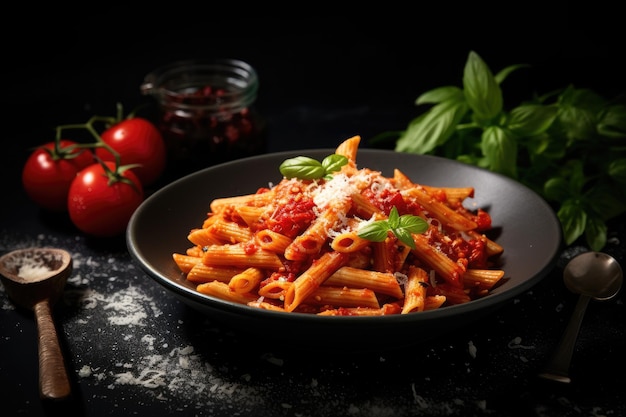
[
  {"left": 0, "top": 248, "right": 72, "bottom": 400},
  {"left": 538, "top": 251, "right": 623, "bottom": 383}
]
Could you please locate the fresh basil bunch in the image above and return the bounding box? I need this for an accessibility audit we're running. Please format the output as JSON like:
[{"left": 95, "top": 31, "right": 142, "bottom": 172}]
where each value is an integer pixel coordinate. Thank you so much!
[{"left": 374, "top": 50, "right": 626, "bottom": 251}]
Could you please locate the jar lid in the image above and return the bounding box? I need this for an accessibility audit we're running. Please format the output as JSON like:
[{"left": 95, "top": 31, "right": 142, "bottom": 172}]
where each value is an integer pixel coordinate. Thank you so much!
[{"left": 140, "top": 59, "right": 259, "bottom": 113}]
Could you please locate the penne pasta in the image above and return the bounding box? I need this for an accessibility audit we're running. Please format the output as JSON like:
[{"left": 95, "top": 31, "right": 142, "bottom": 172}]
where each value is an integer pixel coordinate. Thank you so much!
[
  {"left": 209, "top": 189, "right": 275, "bottom": 213},
  {"left": 228, "top": 267, "right": 265, "bottom": 293},
  {"left": 466, "top": 230, "right": 504, "bottom": 257},
  {"left": 247, "top": 300, "right": 286, "bottom": 311},
  {"left": 401, "top": 266, "right": 429, "bottom": 314},
  {"left": 325, "top": 266, "right": 404, "bottom": 299},
  {"left": 255, "top": 229, "right": 293, "bottom": 253},
  {"left": 334, "top": 134, "right": 360, "bottom": 174},
  {"left": 393, "top": 169, "right": 475, "bottom": 203},
  {"left": 258, "top": 275, "right": 292, "bottom": 300},
  {"left": 330, "top": 230, "right": 372, "bottom": 253},
  {"left": 188, "top": 264, "right": 245, "bottom": 284},
  {"left": 196, "top": 281, "right": 259, "bottom": 305},
  {"left": 463, "top": 268, "right": 505, "bottom": 292},
  {"left": 304, "top": 286, "right": 380, "bottom": 309},
  {"left": 202, "top": 244, "right": 284, "bottom": 269},
  {"left": 186, "top": 245, "right": 204, "bottom": 258},
  {"left": 284, "top": 251, "right": 349, "bottom": 312},
  {"left": 234, "top": 205, "right": 266, "bottom": 227},
  {"left": 411, "top": 233, "right": 467, "bottom": 287},
  {"left": 187, "top": 227, "right": 223, "bottom": 247},
  {"left": 172, "top": 253, "right": 202, "bottom": 274},
  {"left": 350, "top": 192, "right": 385, "bottom": 220},
  {"left": 424, "top": 295, "right": 447, "bottom": 310},
  {"left": 401, "top": 187, "right": 478, "bottom": 231},
  {"left": 209, "top": 217, "right": 254, "bottom": 244},
  {"left": 317, "top": 303, "right": 402, "bottom": 316}
]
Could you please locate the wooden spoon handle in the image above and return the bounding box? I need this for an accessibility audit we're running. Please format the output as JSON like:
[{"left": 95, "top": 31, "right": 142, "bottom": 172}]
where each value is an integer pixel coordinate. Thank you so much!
[{"left": 34, "top": 300, "right": 71, "bottom": 400}]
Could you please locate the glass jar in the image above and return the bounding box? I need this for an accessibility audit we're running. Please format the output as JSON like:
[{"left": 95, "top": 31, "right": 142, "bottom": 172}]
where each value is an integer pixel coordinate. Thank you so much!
[{"left": 140, "top": 59, "right": 267, "bottom": 178}]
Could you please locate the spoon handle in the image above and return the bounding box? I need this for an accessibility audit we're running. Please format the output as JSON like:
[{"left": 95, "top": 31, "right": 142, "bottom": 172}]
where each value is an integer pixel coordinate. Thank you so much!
[
  {"left": 34, "top": 300, "right": 71, "bottom": 400},
  {"left": 538, "top": 294, "right": 591, "bottom": 383}
]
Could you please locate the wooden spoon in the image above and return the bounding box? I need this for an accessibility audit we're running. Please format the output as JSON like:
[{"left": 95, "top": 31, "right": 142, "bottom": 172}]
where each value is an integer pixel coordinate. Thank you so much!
[{"left": 0, "top": 247, "right": 72, "bottom": 400}]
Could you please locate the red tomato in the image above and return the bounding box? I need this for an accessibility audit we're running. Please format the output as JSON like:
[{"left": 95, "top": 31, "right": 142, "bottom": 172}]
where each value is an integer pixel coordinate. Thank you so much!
[
  {"left": 67, "top": 161, "right": 144, "bottom": 237},
  {"left": 22, "top": 140, "right": 94, "bottom": 211},
  {"left": 95, "top": 117, "right": 167, "bottom": 186}
]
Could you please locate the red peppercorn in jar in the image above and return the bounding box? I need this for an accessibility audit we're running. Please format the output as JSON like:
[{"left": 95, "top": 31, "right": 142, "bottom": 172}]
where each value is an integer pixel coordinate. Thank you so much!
[{"left": 140, "top": 59, "right": 267, "bottom": 178}]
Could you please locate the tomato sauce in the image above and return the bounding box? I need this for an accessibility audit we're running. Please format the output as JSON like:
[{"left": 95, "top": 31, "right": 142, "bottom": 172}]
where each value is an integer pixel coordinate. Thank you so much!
[
  {"left": 362, "top": 188, "right": 419, "bottom": 215},
  {"left": 266, "top": 196, "right": 316, "bottom": 239}
]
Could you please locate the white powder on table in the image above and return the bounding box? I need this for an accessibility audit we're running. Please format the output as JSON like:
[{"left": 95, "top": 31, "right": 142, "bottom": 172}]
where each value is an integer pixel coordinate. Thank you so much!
[
  {"left": 76, "top": 285, "right": 156, "bottom": 326},
  {"left": 66, "top": 282, "right": 265, "bottom": 409}
]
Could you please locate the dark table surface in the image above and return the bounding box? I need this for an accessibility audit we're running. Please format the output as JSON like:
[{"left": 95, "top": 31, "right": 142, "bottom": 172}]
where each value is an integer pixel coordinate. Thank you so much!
[{"left": 2, "top": 13, "right": 625, "bottom": 417}]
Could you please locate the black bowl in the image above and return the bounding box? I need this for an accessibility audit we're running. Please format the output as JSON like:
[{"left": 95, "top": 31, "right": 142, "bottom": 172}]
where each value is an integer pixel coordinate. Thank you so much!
[{"left": 127, "top": 149, "right": 562, "bottom": 350}]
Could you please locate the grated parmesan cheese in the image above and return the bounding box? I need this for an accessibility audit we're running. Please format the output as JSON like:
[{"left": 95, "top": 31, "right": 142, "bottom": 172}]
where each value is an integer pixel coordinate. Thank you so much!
[{"left": 311, "top": 171, "right": 375, "bottom": 210}]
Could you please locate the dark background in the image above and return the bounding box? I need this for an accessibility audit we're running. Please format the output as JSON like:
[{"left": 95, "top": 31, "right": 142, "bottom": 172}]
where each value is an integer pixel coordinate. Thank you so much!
[
  {"left": 1, "top": 7, "right": 625, "bottom": 417},
  {"left": 5, "top": 8, "right": 625, "bottom": 162}
]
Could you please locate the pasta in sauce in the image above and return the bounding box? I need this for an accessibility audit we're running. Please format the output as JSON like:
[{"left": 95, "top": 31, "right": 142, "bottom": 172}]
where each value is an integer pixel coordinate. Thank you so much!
[{"left": 172, "top": 135, "right": 505, "bottom": 315}]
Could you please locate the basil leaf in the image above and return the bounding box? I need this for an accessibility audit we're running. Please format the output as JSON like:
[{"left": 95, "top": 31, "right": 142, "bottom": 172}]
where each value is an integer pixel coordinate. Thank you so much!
[
  {"left": 585, "top": 215, "right": 607, "bottom": 251},
  {"left": 558, "top": 199, "right": 587, "bottom": 245},
  {"left": 543, "top": 177, "right": 570, "bottom": 202},
  {"left": 494, "top": 63, "right": 529, "bottom": 85},
  {"left": 398, "top": 214, "right": 429, "bottom": 234},
  {"left": 608, "top": 158, "right": 626, "bottom": 184},
  {"left": 507, "top": 104, "right": 558, "bottom": 137},
  {"left": 598, "top": 104, "right": 626, "bottom": 138},
  {"left": 387, "top": 206, "right": 400, "bottom": 228},
  {"left": 393, "top": 227, "right": 416, "bottom": 249},
  {"left": 586, "top": 182, "right": 626, "bottom": 221},
  {"left": 416, "top": 86, "right": 464, "bottom": 105},
  {"left": 321, "top": 154, "right": 348, "bottom": 174},
  {"left": 463, "top": 50, "right": 503, "bottom": 121},
  {"left": 560, "top": 87, "right": 606, "bottom": 111},
  {"left": 279, "top": 156, "right": 325, "bottom": 179},
  {"left": 393, "top": 215, "right": 428, "bottom": 250},
  {"left": 525, "top": 133, "right": 564, "bottom": 158},
  {"left": 567, "top": 160, "right": 587, "bottom": 195},
  {"left": 357, "top": 221, "right": 390, "bottom": 242},
  {"left": 395, "top": 100, "right": 468, "bottom": 154},
  {"left": 557, "top": 105, "right": 597, "bottom": 142},
  {"left": 480, "top": 126, "right": 518, "bottom": 178}
]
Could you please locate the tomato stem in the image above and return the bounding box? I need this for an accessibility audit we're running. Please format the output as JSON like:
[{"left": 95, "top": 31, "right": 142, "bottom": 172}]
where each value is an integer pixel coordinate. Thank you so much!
[
  {"left": 116, "top": 102, "right": 124, "bottom": 122},
  {"left": 47, "top": 102, "right": 158, "bottom": 191},
  {"left": 95, "top": 154, "right": 142, "bottom": 192},
  {"left": 44, "top": 125, "right": 92, "bottom": 161},
  {"left": 54, "top": 119, "right": 122, "bottom": 169}
]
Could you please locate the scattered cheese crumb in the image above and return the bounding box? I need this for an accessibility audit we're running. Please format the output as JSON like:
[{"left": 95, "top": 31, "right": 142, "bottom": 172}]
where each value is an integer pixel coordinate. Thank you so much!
[{"left": 468, "top": 341, "right": 477, "bottom": 358}]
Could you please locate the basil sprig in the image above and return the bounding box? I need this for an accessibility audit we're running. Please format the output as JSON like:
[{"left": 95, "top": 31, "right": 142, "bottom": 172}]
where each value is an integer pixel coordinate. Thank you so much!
[
  {"left": 372, "top": 50, "right": 626, "bottom": 251},
  {"left": 279, "top": 154, "right": 348, "bottom": 180},
  {"left": 357, "top": 207, "right": 428, "bottom": 249}
]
